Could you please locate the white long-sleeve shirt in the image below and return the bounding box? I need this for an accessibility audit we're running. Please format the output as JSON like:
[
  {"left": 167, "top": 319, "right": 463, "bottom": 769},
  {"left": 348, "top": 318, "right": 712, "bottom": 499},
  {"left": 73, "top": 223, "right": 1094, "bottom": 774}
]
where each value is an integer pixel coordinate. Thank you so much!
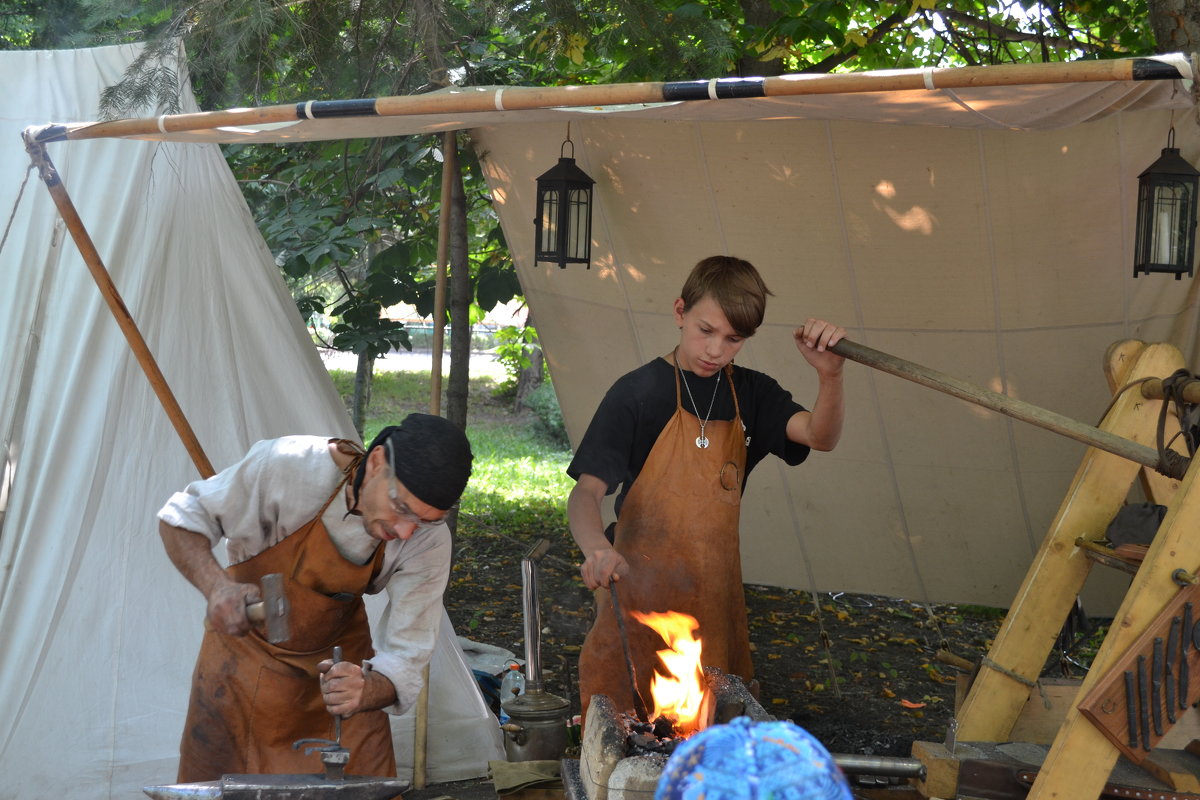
[{"left": 157, "top": 435, "right": 451, "bottom": 716}]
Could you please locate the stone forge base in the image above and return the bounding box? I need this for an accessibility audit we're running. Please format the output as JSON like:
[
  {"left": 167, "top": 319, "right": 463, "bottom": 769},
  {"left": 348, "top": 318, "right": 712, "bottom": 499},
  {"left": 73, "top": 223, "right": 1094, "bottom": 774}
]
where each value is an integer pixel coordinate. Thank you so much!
[{"left": 578, "top": 668, "right": 772, "bottom": 800}]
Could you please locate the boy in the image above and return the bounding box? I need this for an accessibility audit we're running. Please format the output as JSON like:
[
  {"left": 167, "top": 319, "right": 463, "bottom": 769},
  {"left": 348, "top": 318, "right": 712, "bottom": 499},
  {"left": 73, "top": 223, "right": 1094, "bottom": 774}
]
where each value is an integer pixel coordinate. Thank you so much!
[{"left": 568, "top": 255, "right": 845, "bottom": 715}]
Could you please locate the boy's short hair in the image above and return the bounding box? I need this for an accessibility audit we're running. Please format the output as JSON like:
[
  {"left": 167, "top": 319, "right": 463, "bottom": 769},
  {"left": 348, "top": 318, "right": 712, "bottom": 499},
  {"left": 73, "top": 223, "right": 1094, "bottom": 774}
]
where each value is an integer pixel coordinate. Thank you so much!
[{"left": 679, "top": 255, "right": 773, "bottom": 337}]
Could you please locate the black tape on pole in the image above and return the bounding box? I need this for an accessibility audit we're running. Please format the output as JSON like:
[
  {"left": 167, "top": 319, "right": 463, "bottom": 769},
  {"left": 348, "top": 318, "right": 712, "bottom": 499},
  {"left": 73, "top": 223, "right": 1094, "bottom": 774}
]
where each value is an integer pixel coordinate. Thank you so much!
[
  {"left": 662, "top": 77, "right": 767, "bottom": 101},
  {"left": 294, "top": 98, "right": 380, "bottom": 119},
  {"left": 1131, "top": 58, "right": 1189, "bottom": 81}
]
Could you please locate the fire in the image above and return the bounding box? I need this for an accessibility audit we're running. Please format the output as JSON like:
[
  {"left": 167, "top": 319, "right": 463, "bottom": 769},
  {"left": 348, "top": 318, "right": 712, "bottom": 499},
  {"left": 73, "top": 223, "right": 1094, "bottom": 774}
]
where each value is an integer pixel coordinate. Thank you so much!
[{"left": 631, "top": 610, "right": 707, "bottom": 734}]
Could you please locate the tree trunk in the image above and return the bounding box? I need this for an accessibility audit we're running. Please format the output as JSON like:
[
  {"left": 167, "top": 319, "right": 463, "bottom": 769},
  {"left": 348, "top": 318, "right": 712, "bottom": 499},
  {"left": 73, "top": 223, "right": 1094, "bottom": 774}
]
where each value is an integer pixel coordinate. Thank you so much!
[
  {"left": 514, "top": 312, "right": 545, "bottom": 407},
  {"left": 351, "top": 351, "right": 375, "bottom": 440},
  {"left": 735, "top": 0, "right": 788, "bottom": 77},
  {"left": 1147, "top": 0, "right": 1200, "bottom": 52},
  {"left": 446, "top": 142, "right": 471, "bottom": 432}
]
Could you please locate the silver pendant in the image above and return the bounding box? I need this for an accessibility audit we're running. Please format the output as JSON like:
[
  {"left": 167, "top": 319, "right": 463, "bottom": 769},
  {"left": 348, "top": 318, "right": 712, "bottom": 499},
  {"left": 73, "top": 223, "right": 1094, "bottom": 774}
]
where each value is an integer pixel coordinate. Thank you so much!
[{"left": 695, "top": 436, "right": 709, "bottom": 449}]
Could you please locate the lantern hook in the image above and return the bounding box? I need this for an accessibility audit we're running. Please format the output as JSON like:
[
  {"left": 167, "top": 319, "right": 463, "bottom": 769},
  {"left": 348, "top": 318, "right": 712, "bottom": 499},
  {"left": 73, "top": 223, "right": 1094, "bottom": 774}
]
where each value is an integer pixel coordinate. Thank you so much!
[{"left": 560, "top": 122, "right": 575, "bottom": 159}]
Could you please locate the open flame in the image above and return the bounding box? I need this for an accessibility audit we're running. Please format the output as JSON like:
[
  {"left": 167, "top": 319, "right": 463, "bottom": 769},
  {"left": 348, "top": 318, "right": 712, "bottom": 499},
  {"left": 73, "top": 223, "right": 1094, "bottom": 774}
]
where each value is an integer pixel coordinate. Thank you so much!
[{"left": 631, "top": 610, "right": 707, "bottom": 734}]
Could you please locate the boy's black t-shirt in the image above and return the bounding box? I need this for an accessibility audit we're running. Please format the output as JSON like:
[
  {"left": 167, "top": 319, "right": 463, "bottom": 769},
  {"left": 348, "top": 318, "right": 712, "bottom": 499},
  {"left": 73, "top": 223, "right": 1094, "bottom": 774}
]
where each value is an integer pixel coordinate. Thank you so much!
[{"left": 568, "top": 357, "right": 810, "bottom": 518}]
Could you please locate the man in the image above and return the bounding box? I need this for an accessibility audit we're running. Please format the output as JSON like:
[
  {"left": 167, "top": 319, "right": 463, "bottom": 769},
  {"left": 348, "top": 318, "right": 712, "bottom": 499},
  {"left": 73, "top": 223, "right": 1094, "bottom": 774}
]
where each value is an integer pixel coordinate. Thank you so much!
[{"left": 158, "top": 414, "right": 472, "bottom": 781}]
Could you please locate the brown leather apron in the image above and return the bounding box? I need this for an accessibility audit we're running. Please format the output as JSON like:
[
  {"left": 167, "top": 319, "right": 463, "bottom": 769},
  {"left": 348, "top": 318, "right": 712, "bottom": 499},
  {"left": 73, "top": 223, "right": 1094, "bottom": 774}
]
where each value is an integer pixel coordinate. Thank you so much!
[
  {"left": 177, "top": 442, "right": 397, "bottom": 782},
  {"left": 578, "top": 360, "right": 750, "bottom": 717}
]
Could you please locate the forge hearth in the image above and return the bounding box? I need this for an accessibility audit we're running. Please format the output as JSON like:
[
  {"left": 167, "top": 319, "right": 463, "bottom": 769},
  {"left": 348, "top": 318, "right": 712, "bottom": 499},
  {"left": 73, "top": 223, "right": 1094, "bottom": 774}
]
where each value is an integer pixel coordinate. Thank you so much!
[{"left": 578, "top": 667, "right": 772, "bottom": 800}]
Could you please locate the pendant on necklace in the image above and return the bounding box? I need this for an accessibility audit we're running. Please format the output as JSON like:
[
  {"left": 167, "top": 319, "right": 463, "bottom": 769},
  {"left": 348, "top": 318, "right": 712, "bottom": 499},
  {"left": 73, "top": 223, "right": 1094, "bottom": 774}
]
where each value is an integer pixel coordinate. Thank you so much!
[{"left": 696, "top": 436, "right": 710, "bottom": 449}]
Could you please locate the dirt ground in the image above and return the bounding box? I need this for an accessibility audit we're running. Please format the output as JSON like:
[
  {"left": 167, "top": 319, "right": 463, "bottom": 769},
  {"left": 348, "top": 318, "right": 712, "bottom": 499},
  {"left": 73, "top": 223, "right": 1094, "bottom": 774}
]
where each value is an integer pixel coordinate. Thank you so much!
[{"left": 447, "top": 513, "right": 1020, "bottom": 760}]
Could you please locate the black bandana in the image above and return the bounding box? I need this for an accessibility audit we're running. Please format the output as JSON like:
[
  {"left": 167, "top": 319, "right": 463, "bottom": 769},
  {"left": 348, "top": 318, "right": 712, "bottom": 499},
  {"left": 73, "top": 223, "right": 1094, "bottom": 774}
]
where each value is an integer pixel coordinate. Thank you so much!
[{"left": 378, "top": 413, "right": 473, "bottom": 511}]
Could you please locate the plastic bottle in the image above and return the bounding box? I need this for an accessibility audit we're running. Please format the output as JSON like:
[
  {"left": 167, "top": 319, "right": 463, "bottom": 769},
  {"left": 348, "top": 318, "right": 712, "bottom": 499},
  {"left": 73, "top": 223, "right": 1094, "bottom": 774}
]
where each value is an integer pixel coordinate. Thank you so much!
[{"left": 498, "top": 662, "right": 525, "bottom": 723}]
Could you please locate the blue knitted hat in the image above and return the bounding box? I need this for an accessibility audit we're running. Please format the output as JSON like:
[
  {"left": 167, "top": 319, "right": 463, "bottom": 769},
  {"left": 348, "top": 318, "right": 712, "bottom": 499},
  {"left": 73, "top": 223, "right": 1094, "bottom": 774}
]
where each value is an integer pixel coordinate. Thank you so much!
[{"left": 655, "top": 717, "right": 853, "bottom": 800}]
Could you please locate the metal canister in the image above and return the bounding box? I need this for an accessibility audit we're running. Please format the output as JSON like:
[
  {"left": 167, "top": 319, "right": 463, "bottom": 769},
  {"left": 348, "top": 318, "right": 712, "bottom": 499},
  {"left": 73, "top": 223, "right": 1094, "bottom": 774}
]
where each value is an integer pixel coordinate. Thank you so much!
[{"left": 501, "top": 688, "right": 571, "bottom": 762}]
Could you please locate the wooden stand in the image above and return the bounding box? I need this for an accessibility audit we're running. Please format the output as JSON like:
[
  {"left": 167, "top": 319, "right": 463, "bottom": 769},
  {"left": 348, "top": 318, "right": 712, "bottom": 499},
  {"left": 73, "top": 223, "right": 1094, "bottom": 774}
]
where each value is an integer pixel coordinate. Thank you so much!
[{"left": 912, "top": 340, "right": 1200, "bottom": 799}]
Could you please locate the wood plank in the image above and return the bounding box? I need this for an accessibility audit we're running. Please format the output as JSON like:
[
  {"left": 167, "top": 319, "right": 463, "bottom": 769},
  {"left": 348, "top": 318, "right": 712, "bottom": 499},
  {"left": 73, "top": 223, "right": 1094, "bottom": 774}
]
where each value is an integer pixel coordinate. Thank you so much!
[
  {"left": 1028, "top": 430, "right": 1200, "bottom": 799},
  {"left": 1141, "top": 748, "right": 1200, "bottom": 793},
  {"left": 955, "top": 342, "right": 1186, "bottom": 742}
]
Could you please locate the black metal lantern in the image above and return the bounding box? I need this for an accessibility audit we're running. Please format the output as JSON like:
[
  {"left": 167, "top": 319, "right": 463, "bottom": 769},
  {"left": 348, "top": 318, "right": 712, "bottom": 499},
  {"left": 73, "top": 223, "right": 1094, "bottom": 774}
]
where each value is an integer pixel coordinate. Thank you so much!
[
  {"left": 1134, "top": 128, "right": 1200, "bottom": 279},
  {"left": 534, "top": 130, "right": 595, "bottom": 269}
]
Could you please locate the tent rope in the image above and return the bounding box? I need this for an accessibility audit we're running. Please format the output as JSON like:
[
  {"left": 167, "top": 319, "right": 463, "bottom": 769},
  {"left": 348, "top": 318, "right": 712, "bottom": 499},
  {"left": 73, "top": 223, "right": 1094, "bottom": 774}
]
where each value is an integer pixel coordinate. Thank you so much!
[{"left": 0, "top": 163, "right": 34, "bottom": 259}]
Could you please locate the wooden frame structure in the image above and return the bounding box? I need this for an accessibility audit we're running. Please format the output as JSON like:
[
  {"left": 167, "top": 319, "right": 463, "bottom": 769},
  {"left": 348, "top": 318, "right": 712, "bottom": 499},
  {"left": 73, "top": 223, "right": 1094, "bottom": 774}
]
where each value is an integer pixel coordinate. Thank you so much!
[{"left": 902, "top": 339, "right": 1200, "bottom": 800}]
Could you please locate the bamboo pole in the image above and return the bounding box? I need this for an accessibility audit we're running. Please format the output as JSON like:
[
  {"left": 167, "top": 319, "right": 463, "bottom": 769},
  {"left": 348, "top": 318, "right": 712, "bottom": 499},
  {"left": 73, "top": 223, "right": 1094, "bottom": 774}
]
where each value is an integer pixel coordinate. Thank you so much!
[
  {"left": 829, "top": 338, "right": 1185, "bottom": 479},
  {"left": 411, "top": 130, "right": 456, "bottom": 793},
  {"left": 51, "top": 55, "right": 1188, "bottom": 143},
  {"left": 429, "top": 131, "right": 454, "bottom": 417},
  {"left": 22, "top": 130, "right": 215, "bottom": 478}
]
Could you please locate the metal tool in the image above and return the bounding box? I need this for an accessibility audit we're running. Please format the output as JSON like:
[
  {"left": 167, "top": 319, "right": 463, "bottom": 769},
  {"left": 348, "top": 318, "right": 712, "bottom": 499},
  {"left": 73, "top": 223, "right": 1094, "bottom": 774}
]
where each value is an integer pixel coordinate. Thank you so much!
[
  {"left": 1137, "top": 654, "right": 1151, "bottom": 750},
  {"left": 331, "top": 646, "right": 343, "bottom": 746},
  {"left": 203, "top": 573, "right": 290, "bottom": 643},
  {"left": 1183, "top": 602, "right": 1192, "bottom": 711},
  {"left": 245, "top": 573, "right": 290, "bottom": 643},
  {"left": 142, "top": 773, "right": 407, "bottom": 800},
  {"left": 609, "top": 577, "right": 650, "bottom": 723},
  {"left": 1152, "top": 637, "right": 1165, "bottom": 736},
  {"left": 1124, "top": 671, "right": 1138, "bottom": 749},
  {"left": 1166, "top": 617, "right": 1180, "bottom": 723},
  {"left": 290, "top": 646, "right": 350, "bottom": 782}
]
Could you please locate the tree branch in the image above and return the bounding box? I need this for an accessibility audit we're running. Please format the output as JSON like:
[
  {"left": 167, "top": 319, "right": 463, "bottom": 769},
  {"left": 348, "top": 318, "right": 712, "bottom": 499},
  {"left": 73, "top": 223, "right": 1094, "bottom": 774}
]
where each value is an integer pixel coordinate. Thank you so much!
[
  {"left": 804, "top": 8, "right": 909, "bottom": 74},
  {"left": 935, "top": 8, "right": 1093, "bottom": 53}
]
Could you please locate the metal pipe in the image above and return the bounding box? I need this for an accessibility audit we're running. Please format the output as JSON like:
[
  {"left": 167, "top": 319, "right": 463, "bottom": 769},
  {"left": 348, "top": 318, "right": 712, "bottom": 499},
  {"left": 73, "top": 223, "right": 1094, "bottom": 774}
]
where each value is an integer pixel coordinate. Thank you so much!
[
  {"left": 829, "top": 338, "right": 1186, "bottom": 479},
  {"left": 832, "top": 753, "right": 927, "bottom": 779},
  {"left": 521, "top": 539, "right": 551, "bottom": 692}
]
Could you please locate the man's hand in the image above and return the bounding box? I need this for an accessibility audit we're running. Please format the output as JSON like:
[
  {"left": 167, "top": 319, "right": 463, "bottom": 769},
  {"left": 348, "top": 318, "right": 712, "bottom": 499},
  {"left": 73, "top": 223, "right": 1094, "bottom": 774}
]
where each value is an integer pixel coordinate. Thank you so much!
[
  {"left": 317, "top": 659, "right": 397, "bottom": 716},
  {"left": 206, "top": 578, "right": 260, "bottom": 636},
  {"left": 581, "top": 546, "right": 630, "bottom": 591}
]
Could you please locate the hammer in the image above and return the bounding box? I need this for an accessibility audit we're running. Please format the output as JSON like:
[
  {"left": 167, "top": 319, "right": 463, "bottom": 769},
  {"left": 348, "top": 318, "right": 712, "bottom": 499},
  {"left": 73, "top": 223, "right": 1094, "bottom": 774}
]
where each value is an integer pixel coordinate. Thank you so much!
[{"left": 205, "top": 573, "right": 291, "bottom": 643}]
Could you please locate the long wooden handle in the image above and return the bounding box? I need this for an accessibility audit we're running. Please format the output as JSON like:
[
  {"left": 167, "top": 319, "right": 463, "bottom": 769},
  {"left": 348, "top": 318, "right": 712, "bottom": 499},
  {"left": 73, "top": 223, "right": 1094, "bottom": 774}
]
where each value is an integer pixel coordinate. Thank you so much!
[
  {"left": 829, "top": 338, "right": 1185, "bottom": 479},
  {"left": 23, "top": 134, "right": 214, "bottom": 478}
]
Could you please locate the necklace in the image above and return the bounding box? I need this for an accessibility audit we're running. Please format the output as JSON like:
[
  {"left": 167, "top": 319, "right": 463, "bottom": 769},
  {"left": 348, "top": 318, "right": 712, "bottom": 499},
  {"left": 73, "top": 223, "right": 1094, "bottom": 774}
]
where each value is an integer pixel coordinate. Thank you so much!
[{"left": 677, "top": 355, "right": 721, "bottom": 449}]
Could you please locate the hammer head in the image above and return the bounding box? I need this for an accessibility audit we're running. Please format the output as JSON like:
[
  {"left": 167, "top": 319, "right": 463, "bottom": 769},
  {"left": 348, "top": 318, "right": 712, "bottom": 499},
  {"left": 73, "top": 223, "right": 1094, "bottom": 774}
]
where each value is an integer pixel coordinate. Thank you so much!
[{"left": 245, "top": 573, "right": 290, "bottom": 643}]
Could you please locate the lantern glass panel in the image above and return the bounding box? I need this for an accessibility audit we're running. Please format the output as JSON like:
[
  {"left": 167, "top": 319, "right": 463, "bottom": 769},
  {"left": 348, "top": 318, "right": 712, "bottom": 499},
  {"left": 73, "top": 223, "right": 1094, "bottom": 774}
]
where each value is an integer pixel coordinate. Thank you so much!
[
  {"left": 539, "top": 190, "right": 559, "bottom": 254},
  {"left": 1153, "top": 183, "right": 1185, "bottom": 265},
  {"left": 566, "top": 188, "right": 591, "bottom": 261}
]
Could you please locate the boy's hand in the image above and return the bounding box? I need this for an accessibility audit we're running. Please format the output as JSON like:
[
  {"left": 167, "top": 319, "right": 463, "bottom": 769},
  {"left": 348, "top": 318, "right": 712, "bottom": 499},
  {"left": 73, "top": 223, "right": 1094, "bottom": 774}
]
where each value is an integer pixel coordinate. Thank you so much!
[
  {"left": 581, "top": 547, "right": 629, "bottom": 590},
  {"left": 794, "top": 319, "right": 846, "bottom": 377}
]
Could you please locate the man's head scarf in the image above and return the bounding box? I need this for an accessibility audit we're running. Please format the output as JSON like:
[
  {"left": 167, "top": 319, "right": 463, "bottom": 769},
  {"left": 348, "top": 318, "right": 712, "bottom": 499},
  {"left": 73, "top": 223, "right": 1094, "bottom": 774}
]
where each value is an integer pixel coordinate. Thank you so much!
[{"left": 367, "top": 413, "right": 473, "bottom": 511}]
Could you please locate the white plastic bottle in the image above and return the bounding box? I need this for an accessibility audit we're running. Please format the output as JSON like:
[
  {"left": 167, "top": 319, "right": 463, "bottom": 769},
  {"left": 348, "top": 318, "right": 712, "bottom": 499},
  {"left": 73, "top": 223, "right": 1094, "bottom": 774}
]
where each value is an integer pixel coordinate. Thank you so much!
[{"left": 498, "top": 662, "right": 525, "bottom": 722}]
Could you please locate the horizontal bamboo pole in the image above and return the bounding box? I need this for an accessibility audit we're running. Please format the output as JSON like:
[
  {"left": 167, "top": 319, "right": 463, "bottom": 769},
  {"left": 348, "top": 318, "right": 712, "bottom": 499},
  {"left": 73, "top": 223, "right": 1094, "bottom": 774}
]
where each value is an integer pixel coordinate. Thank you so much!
[
  {"left": 830, "top": 338, "right": 1184, "bottom": 479},
  {"left": 54, "top": 55, "right": 1187, "bottom": 142}
]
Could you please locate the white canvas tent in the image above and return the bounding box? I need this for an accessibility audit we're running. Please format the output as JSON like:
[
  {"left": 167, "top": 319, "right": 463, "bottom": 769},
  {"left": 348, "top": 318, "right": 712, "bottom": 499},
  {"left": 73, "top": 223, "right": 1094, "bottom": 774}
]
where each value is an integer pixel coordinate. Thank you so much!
[
  {"left": 72, "top": 51, "right": 1200, "bottom": 612},
  {"left": 0, "top": 44, "right": 502, "bottom": 799},
  {"left": 7, "top": 40, "right": 1200, "bottom": 798}
]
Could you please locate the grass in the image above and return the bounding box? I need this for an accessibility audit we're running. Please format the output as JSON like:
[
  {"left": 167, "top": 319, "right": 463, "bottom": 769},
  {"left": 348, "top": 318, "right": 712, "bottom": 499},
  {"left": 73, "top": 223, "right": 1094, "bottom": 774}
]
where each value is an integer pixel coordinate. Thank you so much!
[{"left": 326, "top": 367, "right": 573, "bottom": 535}]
